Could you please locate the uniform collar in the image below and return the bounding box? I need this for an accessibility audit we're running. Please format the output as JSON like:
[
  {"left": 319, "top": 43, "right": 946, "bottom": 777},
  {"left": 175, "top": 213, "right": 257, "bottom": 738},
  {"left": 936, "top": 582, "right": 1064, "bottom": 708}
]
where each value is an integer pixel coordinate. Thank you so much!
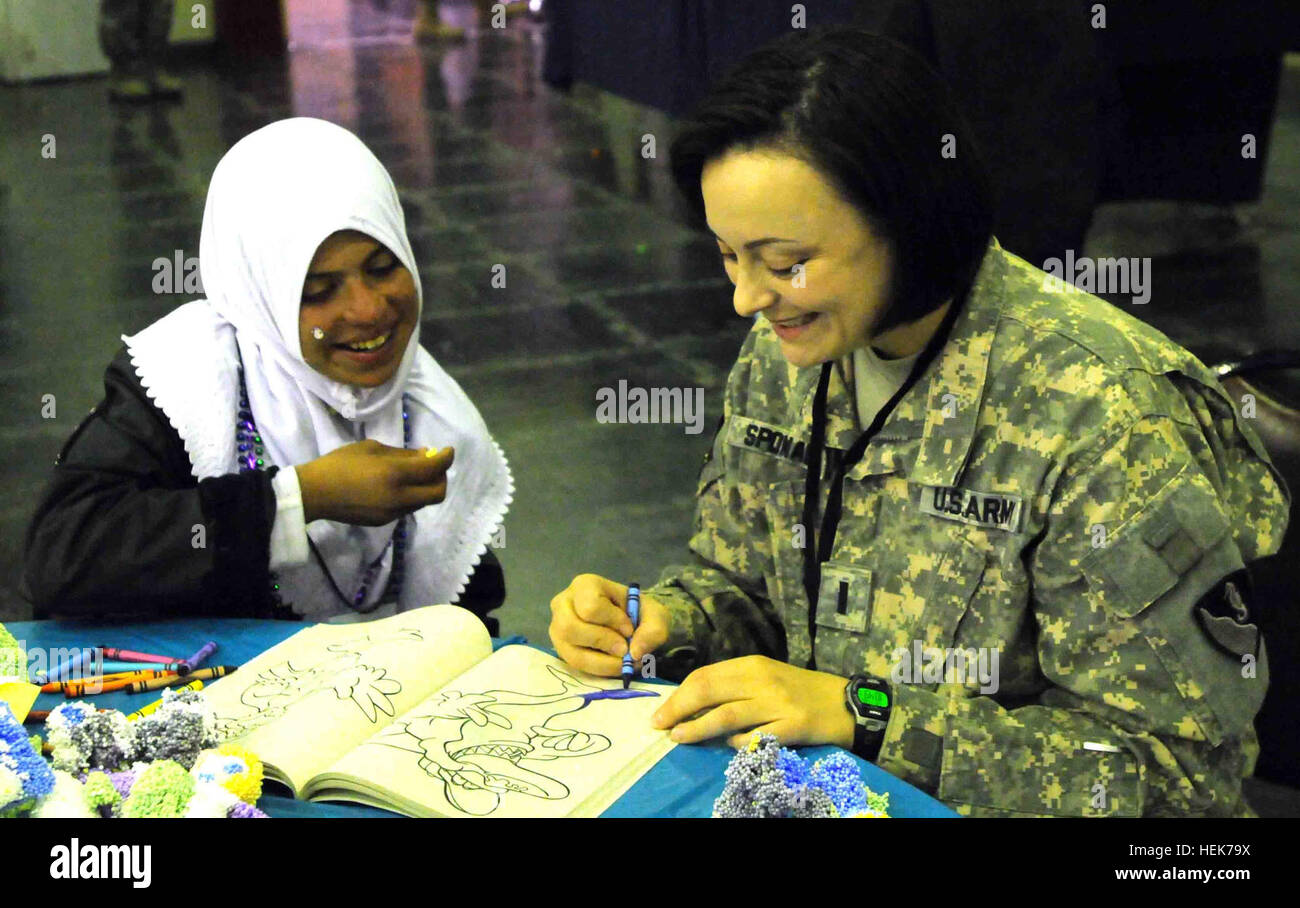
[{"left": 796, "top": 236, "right": 1009, "bottom": 484}]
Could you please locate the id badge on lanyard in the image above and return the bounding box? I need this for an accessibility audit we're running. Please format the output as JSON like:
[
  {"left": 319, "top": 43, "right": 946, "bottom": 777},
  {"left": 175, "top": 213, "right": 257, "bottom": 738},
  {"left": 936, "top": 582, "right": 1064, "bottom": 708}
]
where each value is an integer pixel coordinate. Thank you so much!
[{"left": 799, "top": 295, "right": 965, "bottom": 671}]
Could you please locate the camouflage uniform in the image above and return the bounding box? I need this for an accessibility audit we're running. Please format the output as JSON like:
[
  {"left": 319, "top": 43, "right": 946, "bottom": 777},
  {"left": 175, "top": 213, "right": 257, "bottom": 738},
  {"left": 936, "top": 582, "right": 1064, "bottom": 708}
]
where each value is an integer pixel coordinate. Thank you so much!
[
  {"left": 647, "top": 238, "right": 1291, "bottom": 817},
  {"left": 99, "top": 0, "right": 174, "bottom": 75}
]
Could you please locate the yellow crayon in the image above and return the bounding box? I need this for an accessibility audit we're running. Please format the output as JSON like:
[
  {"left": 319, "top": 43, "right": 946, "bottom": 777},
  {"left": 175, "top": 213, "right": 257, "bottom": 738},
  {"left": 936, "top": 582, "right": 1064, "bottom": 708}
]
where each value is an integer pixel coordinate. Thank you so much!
[
  {"left": 127, "top": 666, "right": 233, "bottom": 693},
  {"left": 424, "top": 446, "right": 441, "bottom": 458},
  {"left": 125, "top": 679, "right": 204, "bottom": 720}
]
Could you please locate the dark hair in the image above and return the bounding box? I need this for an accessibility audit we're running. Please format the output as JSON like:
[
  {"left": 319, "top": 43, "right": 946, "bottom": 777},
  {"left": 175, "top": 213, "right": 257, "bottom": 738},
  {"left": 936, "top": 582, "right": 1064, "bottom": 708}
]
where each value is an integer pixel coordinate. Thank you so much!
[{"left": 669, "top": 26, "right": 994, "bottom": 331}]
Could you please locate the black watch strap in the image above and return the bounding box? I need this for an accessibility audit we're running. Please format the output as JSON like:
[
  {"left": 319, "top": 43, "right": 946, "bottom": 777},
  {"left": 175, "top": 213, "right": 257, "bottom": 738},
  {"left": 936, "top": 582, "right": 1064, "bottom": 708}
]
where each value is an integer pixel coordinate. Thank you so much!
[
  {"left": 852, "top": 722, "right": 886, "bottom": 762},
  {"left": 845, "top": 674, "right": 891, "bottom": 762}
]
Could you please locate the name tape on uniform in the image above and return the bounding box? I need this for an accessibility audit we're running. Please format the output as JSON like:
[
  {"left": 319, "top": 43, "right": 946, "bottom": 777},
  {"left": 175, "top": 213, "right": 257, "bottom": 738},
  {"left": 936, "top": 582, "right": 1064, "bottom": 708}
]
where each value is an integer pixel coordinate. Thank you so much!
[
  {"left": 728, "top": 416, "right": 808, "bottom": 465},
  {"left": 919, "top": 485, "right": 1023, "bottom": 533}
]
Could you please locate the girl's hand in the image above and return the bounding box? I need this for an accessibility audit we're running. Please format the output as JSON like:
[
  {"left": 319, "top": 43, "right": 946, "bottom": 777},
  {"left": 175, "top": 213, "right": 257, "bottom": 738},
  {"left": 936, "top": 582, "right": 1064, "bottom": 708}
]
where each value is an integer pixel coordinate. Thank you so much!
[
  {"left": 548, "top": 573, "right": 671, "bottom": 676},
  {"left": 650, "top": 655, "right": 855, "bottom": 749},
  {"left": 296, "top": 440, "right": 453, "bottom": 525}
]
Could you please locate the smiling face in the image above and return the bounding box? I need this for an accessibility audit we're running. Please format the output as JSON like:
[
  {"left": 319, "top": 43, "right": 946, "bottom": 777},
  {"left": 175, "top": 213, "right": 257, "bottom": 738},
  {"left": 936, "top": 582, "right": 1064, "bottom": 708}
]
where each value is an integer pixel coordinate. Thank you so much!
[
  {"left": 298, "top": 229, "right": 419, "bottom": 387},
  {"left": 701, "top": 148, "right": 906, "bottom": 368}
]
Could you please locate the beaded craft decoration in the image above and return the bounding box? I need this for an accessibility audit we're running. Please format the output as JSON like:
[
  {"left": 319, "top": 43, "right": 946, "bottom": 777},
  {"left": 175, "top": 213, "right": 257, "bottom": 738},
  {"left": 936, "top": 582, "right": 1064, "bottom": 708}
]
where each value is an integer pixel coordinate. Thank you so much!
[
  {"left": 712, "top": 732, "right": 891, "bottom": 818},
  {"left": 0, "top": 702, "right": 56, "bottom": 817},
  {"left": 2, "top": 692, "right": 269, "bottom": 818}
]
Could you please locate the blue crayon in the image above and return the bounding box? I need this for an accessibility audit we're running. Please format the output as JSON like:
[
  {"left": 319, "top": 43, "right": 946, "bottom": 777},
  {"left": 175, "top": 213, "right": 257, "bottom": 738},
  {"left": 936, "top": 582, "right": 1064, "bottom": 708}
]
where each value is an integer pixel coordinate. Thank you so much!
[
  {"left": 621, "top": 583, "right": 640, "bottom": 690},
  {"left": 33, "top": 648, "right": 97, "bottom": 684},
  {"left": 99, "top": 659, "right": 185, "bottom": 674}
]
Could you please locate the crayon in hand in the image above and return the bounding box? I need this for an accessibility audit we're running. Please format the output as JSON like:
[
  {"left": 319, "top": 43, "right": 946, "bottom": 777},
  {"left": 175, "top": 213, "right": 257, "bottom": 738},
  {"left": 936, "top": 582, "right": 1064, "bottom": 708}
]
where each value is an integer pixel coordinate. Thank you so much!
[{"left": 622, "top": 583, "right": 640, "bottom": 690}]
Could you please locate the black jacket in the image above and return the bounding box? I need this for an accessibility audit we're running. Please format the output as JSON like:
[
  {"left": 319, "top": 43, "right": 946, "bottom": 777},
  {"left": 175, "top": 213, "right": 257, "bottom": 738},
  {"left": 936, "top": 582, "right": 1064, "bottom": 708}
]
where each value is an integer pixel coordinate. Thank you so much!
[{"left": 22, "top": 347, "right": 506, "bottom": 629}]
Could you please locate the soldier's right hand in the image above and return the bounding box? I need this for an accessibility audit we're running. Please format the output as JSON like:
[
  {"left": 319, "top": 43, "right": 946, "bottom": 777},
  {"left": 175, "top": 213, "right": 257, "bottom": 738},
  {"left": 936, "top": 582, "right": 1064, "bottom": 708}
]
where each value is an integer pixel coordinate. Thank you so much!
[{"left": 549, "top": 573, "right": 670, "bottom": 677}]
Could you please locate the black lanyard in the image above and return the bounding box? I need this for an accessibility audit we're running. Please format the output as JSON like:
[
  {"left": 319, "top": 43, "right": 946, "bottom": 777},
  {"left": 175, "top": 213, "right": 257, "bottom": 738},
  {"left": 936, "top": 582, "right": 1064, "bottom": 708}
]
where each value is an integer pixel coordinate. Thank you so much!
[{"left": 799, "top": 292, "right": 967, "bottom": 670}]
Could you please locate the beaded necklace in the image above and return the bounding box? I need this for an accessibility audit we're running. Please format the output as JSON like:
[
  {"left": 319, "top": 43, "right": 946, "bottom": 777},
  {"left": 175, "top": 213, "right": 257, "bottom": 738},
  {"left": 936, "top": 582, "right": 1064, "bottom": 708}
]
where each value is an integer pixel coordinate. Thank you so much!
[{"left": 236, "top": 367, "right": 409, "bottom": 613}]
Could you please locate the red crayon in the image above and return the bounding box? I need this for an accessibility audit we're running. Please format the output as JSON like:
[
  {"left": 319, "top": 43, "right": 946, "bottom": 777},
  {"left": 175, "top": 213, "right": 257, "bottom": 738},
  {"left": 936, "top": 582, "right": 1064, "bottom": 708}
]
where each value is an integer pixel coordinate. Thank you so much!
[{"left": 99, "top": 647, "right": 183, "bottom": 665}]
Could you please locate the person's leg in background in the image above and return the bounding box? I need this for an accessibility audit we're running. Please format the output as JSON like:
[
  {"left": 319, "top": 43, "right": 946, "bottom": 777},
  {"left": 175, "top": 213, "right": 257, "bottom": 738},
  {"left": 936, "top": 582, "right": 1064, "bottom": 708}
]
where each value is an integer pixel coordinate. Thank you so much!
[
  {"left": 478, "top": 0, "right": 528, "bottom": 19},
  {"left": 414, "top": 0, "right": 466, "bottom": 41},
  {"left": 100, "top": 0, "right": 179, "bottom": 102},
  {"left": 100, "top": 0, "right": 151, "bottom": 101},
  {"left": 142, "top": 0, "right": 182, "bottom": 99},
  {"left": 414, "top": 0, "right": 530, "bottom": 41}
]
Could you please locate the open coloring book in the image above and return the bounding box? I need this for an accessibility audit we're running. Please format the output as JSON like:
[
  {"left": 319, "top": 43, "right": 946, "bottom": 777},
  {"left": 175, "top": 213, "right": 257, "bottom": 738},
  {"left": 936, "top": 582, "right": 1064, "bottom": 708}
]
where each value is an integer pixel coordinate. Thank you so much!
[{"left": 202, "top": 605, "right": 677, "bottom": 817}]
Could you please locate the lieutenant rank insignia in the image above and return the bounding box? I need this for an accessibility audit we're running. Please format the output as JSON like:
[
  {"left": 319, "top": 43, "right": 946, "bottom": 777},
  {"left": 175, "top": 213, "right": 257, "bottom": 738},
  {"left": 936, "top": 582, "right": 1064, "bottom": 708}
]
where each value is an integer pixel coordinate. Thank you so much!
[{"left": 919, "top": 484, "right": 1024, "bottom": 533}]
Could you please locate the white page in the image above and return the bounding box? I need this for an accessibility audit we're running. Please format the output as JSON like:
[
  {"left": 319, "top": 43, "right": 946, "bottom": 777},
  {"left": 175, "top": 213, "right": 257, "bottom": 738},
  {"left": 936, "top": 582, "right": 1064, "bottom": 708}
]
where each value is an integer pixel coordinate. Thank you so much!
[
  {"left": 203, "top": 605, "right": 492, "bottom": 793},
  {"left": 313, "top": 645, "right": 676, "bottom": 817}
]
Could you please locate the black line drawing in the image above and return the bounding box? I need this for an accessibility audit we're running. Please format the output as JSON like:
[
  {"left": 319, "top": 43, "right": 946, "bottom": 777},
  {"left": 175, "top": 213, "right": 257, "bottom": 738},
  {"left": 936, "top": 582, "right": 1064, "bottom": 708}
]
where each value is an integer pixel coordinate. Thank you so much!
[
  {"left": 369, "top": 665, "right": 648, "bottom": 816},
  {"left": 212, "top": 629, "right": 423, "bottom": 740}
]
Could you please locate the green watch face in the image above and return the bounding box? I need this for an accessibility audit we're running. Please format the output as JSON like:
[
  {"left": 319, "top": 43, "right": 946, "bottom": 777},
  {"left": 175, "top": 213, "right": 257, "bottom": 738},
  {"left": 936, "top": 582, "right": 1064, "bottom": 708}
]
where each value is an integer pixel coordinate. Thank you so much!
[{"left": 857, "top": 686, "right": 889, "bottom": 709}]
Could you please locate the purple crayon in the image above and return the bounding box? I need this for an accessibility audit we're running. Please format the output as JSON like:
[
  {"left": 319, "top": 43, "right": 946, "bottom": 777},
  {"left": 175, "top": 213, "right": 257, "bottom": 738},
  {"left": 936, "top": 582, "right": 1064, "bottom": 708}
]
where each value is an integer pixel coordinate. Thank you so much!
[{"left": 179, "top": 641, "right": 218, "bottom": 675}]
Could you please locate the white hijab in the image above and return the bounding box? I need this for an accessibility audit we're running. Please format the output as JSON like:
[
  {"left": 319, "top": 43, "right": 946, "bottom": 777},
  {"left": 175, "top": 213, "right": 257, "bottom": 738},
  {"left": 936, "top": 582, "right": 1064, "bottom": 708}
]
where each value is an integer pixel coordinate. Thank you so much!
[{"left": 123, "top": 118, "right": 513, "bottom": 620}]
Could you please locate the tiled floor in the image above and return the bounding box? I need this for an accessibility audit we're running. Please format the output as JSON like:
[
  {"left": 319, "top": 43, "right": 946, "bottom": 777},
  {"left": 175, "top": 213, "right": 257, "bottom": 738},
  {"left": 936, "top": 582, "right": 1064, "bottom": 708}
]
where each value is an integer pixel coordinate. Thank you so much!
[
  {"left": 1, "top": 0, "right": 1298, "bottom": 811},
  {"left": 0, "top": 1, "right": 744, "bottom": 638}
]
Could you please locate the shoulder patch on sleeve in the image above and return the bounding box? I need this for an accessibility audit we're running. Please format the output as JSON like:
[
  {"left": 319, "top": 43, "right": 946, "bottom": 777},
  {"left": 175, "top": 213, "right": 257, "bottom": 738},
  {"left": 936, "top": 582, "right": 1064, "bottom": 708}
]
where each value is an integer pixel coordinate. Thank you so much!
[{"left": 1082, "top": 471, "right": 1232, "bottom": 618}]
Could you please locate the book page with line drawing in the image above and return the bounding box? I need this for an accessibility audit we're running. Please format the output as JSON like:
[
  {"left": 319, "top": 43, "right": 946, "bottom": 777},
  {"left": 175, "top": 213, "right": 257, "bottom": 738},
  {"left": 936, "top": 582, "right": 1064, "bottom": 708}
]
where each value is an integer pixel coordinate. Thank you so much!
[
  {"left": 305, "top": 645, "right": 677, "bottom": 817},
  {"left": 203, "top": 605, "right": 492, "bottom": 795}
]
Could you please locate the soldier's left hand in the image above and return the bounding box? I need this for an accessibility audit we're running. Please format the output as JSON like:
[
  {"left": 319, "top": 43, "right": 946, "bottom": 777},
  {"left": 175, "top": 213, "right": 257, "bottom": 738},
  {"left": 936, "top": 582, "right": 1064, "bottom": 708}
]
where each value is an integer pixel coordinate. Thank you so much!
[{"left": 649, "top": 655, "right": 855, "bottom": 749}]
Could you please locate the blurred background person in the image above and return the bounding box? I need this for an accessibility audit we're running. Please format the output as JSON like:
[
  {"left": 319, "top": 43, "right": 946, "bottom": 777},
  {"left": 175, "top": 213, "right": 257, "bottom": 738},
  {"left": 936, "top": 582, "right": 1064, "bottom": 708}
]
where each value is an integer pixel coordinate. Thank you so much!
[{"left": 99, "top": 0, "right": 182, "bottom": 101}]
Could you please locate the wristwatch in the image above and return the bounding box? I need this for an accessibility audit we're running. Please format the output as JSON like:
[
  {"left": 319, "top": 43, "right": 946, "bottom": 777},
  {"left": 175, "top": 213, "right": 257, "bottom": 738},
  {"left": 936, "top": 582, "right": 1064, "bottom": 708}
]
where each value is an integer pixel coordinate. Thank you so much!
[{"left": 843, "top": 675, "right": 891, "bottom": 762}]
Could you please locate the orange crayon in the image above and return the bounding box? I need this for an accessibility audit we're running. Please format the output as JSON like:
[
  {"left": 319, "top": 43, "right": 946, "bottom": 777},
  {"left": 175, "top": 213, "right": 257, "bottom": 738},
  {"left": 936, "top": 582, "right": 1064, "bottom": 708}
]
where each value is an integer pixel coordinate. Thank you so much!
[
  {"left": 127, "top": 666, "right": 234, "bottom": 693},
  {"left": 59, "top": 670, "right": 180, "bottom": 697},
  {"left": 66, "top": 674, "right": 174, "bottom": 697}
]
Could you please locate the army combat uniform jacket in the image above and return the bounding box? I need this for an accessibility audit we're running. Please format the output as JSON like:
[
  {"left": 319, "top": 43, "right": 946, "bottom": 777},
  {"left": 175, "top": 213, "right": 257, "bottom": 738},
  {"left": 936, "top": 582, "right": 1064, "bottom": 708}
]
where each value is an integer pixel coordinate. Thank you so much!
[{"left": 647, "top": 238, "right": 1291, "bottom": 817}]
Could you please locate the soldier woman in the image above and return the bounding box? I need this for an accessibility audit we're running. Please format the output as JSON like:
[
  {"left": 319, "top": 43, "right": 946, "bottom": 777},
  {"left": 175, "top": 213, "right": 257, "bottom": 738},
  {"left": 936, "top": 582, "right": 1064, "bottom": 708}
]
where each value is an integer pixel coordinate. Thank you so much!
[{"left": 549, "top": 27, "right": 1289, "bottom": 816}]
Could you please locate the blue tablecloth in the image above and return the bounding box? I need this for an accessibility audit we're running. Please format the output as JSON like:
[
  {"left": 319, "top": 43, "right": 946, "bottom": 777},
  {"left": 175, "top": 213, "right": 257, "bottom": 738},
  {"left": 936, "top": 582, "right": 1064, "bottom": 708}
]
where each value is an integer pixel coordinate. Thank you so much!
[{"left": 8, "top": 619, "right": 958, "bottom": 818}]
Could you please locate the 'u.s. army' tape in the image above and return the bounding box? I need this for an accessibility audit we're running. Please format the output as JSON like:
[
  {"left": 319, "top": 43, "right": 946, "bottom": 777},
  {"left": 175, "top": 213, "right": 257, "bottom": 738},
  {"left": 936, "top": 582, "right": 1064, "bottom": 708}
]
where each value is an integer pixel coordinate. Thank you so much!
[{"left": 919, "top": 485, "right": 1023, "bottom": 533}]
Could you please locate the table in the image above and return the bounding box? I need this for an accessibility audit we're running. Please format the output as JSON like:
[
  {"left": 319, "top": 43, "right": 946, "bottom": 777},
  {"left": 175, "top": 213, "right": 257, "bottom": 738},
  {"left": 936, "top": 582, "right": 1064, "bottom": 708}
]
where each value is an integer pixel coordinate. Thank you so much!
[{"left": 8, "top": 618, "right": 958, "bottom": 818}]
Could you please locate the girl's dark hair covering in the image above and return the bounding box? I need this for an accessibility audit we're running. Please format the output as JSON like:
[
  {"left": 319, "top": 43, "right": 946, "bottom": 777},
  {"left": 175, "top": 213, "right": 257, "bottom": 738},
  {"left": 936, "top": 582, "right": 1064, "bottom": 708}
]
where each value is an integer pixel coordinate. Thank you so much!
[{"left": 669, "top": 26, "right": 996, "bottom": 331}]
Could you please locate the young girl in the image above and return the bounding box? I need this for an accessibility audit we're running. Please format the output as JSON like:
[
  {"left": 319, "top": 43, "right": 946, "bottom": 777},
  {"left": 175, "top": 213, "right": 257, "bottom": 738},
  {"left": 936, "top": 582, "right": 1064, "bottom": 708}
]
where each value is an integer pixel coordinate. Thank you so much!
[{"left": 23, "top": 118, "right": 513, "bottom": 629}]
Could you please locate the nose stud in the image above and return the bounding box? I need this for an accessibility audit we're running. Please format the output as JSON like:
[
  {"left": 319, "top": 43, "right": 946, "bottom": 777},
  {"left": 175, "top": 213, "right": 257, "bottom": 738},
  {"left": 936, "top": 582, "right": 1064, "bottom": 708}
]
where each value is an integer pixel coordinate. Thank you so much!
[{"left": 312, "top": 328, "right": 325, "bottom": 340}]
